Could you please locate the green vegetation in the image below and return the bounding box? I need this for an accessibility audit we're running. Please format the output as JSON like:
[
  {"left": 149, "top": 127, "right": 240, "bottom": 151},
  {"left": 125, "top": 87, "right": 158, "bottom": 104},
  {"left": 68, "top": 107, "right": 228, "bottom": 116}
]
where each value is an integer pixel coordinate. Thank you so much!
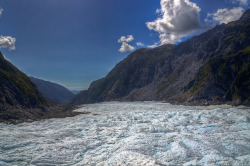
[
  {"left": 190, "top": 61, "right": 213, "bottom": 95},
  {"left": 225, "top": 63, "right": 250, "bottom": 102},
  {"left": 187, "top": 46, "right": 250, "bottom": 103},
  {"left": 0, "top": 53, "right": 47, "bottom": 106}
]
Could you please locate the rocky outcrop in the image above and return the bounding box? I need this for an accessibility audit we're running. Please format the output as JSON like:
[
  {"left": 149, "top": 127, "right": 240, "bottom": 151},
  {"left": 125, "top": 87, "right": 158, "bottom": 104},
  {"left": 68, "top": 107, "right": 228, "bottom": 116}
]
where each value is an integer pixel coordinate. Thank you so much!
[{"left": 73, "top": 9, "right": 250, "bottom": 106}]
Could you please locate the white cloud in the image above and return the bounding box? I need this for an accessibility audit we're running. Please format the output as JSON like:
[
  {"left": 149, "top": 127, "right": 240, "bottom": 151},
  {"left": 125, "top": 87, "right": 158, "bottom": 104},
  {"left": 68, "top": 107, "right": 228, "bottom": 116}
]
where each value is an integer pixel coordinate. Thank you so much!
[
  {"left": 0, "top": 8, "right": 16, "bottom": 51},
  {"left": 119, "top": 42, "right": 135, "bottom": 53},
  {"left": 118, "top": 35, "right": 134, "bottom": 43},
  {"left": 148, "top": 42, "right": 160, "bottom": 48},
  {"left": 226, "top": 0, "right": 249, "bottom": 6},
  {"left": 0, "top": 36, "right": 16, "bottom": 50},
  {"left": 207, "top": 7, "right": 244, "bottom": 24},
  {"left": 118, "top": 35, "right": 136, "bottom": 52},
  {"left": 136, "top": 42, "right": 144, "bottom": 46},
  {"left": 0, "top": 8, "right": 3, "bottom": 17},
  {"left": 146, "top": 0, "right": 202, "bottom": 45}
]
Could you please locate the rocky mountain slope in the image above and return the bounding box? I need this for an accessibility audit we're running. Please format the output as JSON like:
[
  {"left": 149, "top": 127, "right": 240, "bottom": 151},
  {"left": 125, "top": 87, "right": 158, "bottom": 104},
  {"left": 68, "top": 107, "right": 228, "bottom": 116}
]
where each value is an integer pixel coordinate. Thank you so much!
[
  {"left": 30, "top": 77, "right": 74, "bottom": 104},
  {"left": 0, "top": 53, "right": 47, "bottom": 110},
  {"left": 0, "top": 53, "right": 81, "bottom": 124},
  {"left": 73, "top": 9, "right": 250, "bottom": 106}
]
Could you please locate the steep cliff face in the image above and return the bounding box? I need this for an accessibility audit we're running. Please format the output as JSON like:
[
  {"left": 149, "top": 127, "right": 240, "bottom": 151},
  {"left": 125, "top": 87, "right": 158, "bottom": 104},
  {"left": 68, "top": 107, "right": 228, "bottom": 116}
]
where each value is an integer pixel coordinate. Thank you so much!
[
  {"left": 73, "top": 10, "right": 250, "bottom": 106},
  {"left": 182, "top": 46, "right": 250, "bottom": 105},
  {"left": 0, "top": 53, "right": 47, "bottom": 110},
  {"left": 30, "top": 77, "right": 74, "bottom": 104},
  {"left": 155, "top": 10, "right": 250, "bottom": 105},
  {"left": 73, "top": 44, "right": 176, "bottom": 104}
]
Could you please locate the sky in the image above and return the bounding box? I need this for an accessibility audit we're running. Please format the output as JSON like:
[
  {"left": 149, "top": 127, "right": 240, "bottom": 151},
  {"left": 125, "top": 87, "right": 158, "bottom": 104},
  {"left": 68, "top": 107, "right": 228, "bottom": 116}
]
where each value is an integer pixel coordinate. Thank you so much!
[{"left": 0, "top": 0, "right": 249, "bottom": 91}]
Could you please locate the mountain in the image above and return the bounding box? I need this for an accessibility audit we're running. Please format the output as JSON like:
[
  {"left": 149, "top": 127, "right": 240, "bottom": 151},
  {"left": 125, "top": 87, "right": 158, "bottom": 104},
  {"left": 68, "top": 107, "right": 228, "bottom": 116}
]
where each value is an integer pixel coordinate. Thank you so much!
[
  {"left": 0, "top": 53, "right": 47, "bottom": 110},
  {"left": 73, "top": 9, "right": 250, "bottom": 106},
  {"left": 30, "top": 77, "right": 74, "bottom": 104},
  {"left": 0, "top": 54, "right": 81, "bottom": 124}
]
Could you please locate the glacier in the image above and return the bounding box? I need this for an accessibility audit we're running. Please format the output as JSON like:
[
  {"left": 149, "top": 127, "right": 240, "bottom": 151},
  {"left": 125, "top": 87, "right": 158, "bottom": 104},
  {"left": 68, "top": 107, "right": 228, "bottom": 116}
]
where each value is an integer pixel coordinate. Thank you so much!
[{"left": 0, "top": 102, "right": 250, "bottom": 166}]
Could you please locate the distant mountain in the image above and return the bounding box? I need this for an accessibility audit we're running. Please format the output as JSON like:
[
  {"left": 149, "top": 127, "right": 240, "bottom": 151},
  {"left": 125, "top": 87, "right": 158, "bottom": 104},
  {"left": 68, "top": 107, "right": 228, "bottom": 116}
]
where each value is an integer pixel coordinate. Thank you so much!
[
  {"left": 30, "top": 77, "right": 74, "bottom": 104},
  {"left": 73, "top": 9, "right": 250, "bottom": 106},
  {"left": 0, "top": 53, "right": 47, "bottom": 110},
  {"left": 0, "top": 55, "right": 80, "bottom": 123},
  {"left": 71, "top": 90, "right": 81, "bottom": 95}
]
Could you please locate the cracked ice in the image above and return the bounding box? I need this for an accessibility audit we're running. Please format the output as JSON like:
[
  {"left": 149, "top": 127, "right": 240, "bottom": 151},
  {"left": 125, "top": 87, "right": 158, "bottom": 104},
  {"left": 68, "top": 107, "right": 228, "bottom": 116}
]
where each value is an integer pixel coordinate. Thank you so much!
[{"left": 0, "top": 102, "right": 250, "bottom": 165}]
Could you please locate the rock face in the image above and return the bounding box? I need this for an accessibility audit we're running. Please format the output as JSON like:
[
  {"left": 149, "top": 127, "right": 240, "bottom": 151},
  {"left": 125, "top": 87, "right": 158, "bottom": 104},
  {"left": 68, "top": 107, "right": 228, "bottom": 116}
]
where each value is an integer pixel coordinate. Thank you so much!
[
  {"left": 0, "top": 53, "right": 47, "bottom": 111},
  {"left": 30, "top": 77, "right": 74, "bottom": 104},
  {"left": 73, "top": 9, "right": 250, "bottom": 106}
]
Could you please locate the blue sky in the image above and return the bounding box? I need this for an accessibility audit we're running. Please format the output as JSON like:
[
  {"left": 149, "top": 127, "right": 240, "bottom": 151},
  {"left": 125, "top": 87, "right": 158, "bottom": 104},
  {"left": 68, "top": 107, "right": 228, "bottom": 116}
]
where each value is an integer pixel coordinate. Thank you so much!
[{"left": 0, "top": 0, "right": 249, "bottom": 90}]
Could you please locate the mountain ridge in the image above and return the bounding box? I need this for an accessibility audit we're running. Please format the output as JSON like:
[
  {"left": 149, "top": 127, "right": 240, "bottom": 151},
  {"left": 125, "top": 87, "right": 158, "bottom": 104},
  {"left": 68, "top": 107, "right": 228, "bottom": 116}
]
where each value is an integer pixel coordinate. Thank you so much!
[
  {"left": 30, "top": 77, "right": 74, "bottom": 104},
  {"left": 73, "top": 9, "right": 250, "bottom": 106},
  {"left": 0, "top": 54, "right": 81, "bottom": 124},
  {"left": 0, "top": 53, "right": 47, "bottom": 110}
]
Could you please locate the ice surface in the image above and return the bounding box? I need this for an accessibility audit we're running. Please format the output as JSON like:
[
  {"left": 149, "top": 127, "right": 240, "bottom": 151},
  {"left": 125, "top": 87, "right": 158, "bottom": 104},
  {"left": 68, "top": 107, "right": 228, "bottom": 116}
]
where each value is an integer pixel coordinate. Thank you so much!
[{"left": 0, "top": 102, "right": 250, "bottom": 165}]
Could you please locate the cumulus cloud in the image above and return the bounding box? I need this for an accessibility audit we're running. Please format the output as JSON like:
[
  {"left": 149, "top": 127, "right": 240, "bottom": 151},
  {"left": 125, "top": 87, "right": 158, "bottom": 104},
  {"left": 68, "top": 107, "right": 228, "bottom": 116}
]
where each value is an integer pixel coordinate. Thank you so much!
[
  {"left": 118, "top": 35, "right": 134, "bottom": 43},
  {"left": 136, "top": 42, "right": 144, "bottom": 46},
  {"left": 206, "top": 7, "right": 244, "bottom": 24},
  {"left": 0, "top": 8, "right": 16, "bottom": 51},
  {"left": 146, "top": 0, "right": 202, "bottom": 45},
  {"left": 119, "top": 42, "right": 135, "bottom": 53},
  {"left": 118, "top": 35, "right": 135, "bottom": 52},
  {"left": 0, "top": 36, "right": 16, "bottom": 50}
]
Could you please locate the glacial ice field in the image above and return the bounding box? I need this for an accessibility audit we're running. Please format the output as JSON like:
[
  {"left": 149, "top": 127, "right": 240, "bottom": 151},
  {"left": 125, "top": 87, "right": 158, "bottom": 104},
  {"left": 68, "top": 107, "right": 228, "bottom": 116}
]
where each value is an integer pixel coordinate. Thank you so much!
[{"left": 0, "top": 102, "right": 250, "bottom": 166}]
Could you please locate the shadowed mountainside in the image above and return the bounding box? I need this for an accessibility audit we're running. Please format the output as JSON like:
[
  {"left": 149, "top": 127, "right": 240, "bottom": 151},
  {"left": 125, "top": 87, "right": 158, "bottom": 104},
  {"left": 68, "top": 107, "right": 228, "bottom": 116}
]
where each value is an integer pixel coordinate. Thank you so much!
[
  {"left": 0, "top": 53, "right": 47, "bottom": 110},
  {"left": 73, "top": 9, "right": 250, "bottom": 106},
  {"left": 30, "top": 77, "right": 74, "bottom": 104},
  {"left": 0, "top": 53, "right": 81, "bottom": 124}
]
